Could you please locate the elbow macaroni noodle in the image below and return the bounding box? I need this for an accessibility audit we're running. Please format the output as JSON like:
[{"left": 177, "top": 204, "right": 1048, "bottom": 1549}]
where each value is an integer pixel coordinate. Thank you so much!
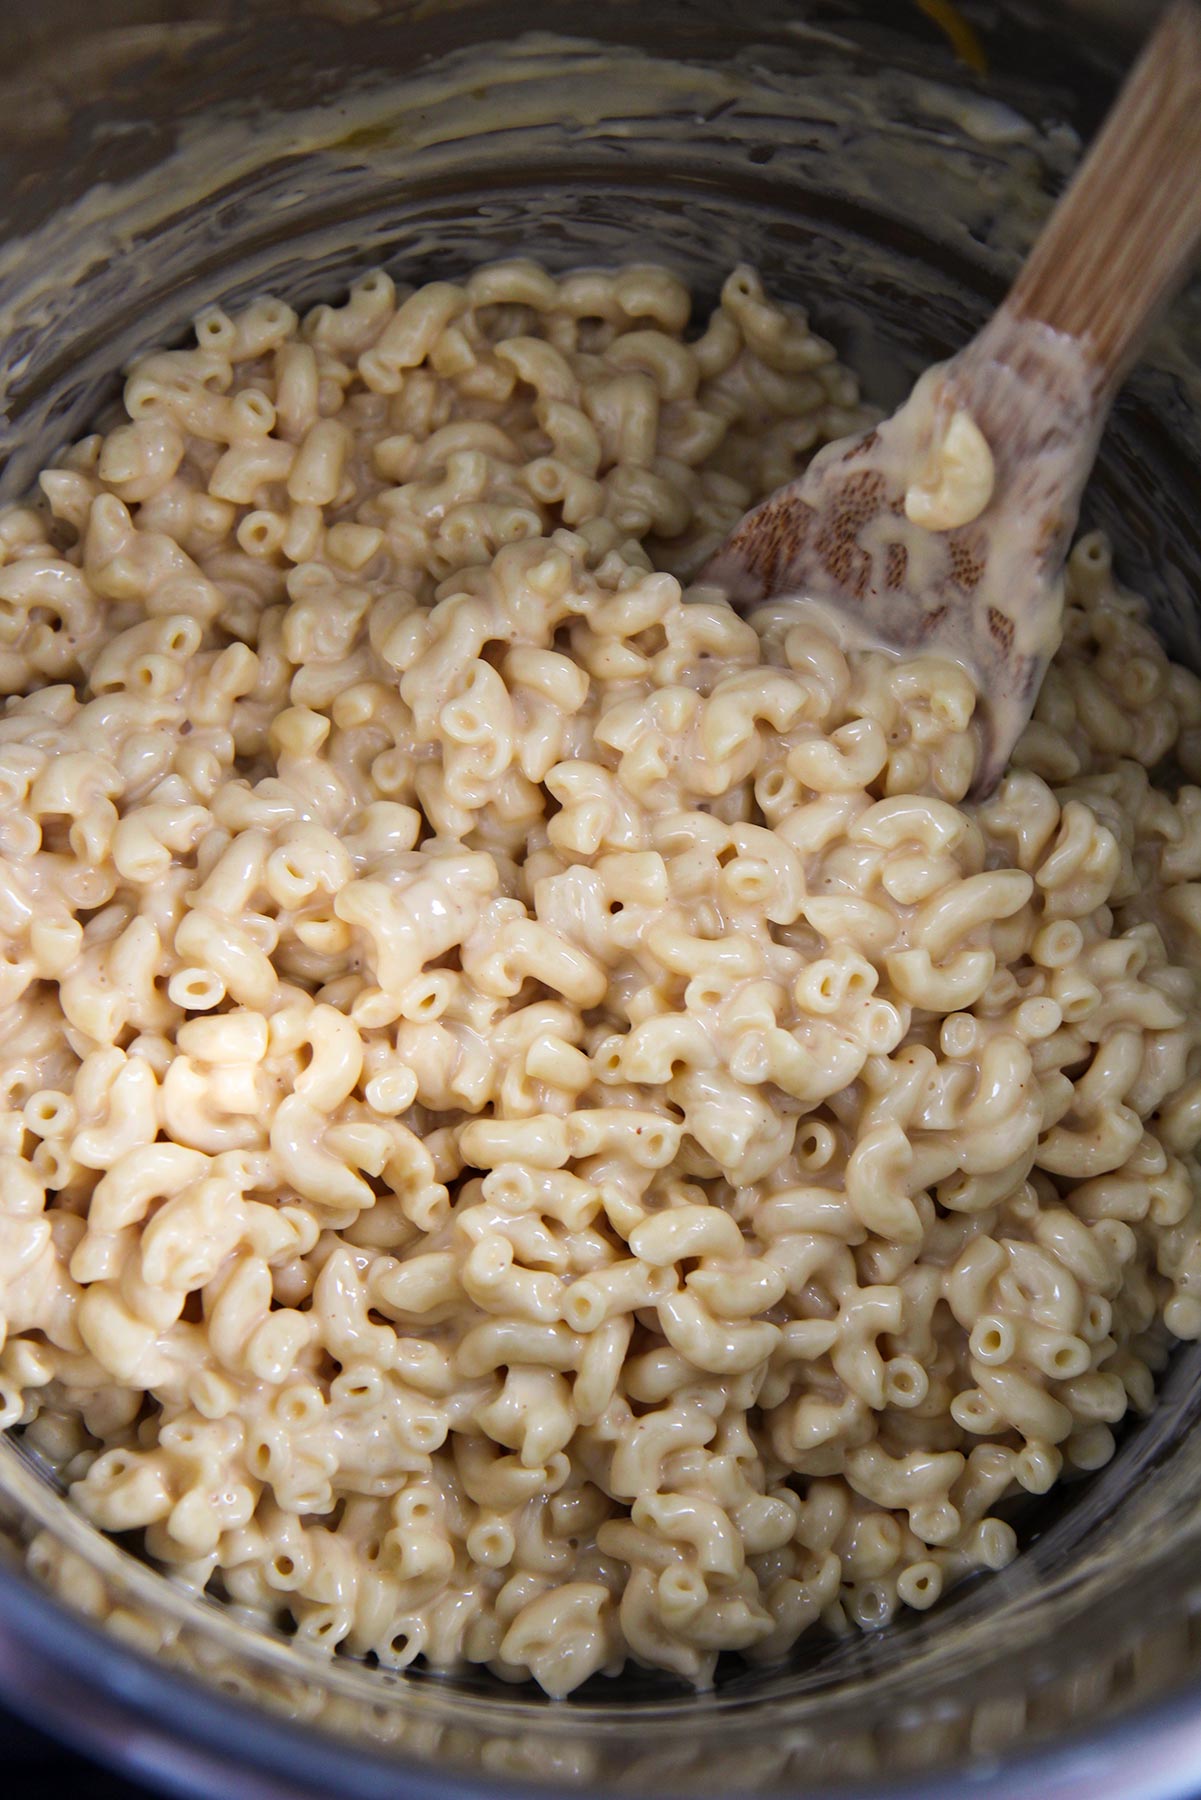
[{"left": 1, "top": 259, "right": 1200, "bottom": 1697}]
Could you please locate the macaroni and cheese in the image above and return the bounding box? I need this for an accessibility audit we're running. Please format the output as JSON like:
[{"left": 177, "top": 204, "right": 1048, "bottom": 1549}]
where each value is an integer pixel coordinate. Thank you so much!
[{"left": 1, "top": 261, "right": 1199, "bottom": 1697}]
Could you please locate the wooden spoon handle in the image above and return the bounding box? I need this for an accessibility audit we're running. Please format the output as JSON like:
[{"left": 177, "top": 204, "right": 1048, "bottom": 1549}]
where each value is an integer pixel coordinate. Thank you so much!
[{"left": 1008, "top": 0, "right": 1201, "bottom": 389}]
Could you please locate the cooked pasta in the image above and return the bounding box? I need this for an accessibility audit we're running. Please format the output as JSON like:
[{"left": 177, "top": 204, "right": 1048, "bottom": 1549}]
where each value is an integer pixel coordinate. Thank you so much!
[{"left": 1, "top": 260, "right": 1200, "bottom": 1697}]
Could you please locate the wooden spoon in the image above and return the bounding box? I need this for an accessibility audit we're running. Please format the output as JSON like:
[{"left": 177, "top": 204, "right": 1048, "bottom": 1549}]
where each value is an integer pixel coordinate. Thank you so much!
[{"left": 700, "top": 0, "right": 1201, "bottom": 794}]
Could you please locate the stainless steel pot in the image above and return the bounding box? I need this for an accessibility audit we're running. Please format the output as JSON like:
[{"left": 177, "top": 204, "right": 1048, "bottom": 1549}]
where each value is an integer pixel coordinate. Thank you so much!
[{"left": 2, "top": 4, "right": 1201, "bottom": 1796}]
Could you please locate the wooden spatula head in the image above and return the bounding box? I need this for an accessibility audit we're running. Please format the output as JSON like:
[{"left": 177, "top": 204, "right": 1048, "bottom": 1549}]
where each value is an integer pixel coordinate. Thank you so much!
[
  {"left": 702, "top": 314, "right": 1102, "bottom": 792},
  {"left": 701, "top": 1, "right": 1201, "bottom": 795}
]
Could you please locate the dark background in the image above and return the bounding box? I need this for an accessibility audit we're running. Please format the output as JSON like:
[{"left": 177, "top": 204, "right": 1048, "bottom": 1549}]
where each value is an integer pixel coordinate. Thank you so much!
[{"left": 3, "top": 1704, "right": 155, "bottom": 1798}]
